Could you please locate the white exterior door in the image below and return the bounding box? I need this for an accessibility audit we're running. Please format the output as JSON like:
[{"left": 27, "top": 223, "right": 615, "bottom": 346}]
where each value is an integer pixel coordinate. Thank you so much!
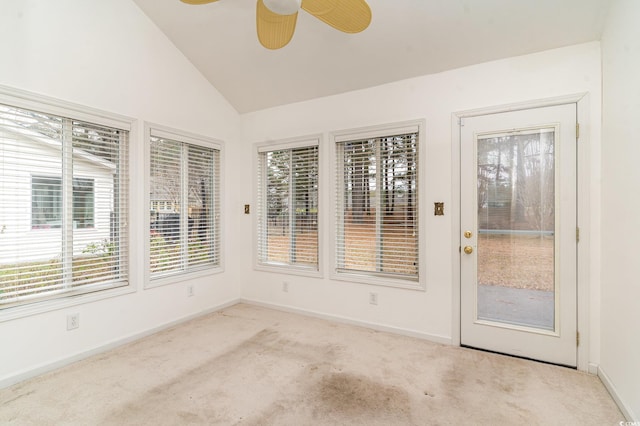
[{"left": 460, "top": 103, "right": 577, "bottom": 367}]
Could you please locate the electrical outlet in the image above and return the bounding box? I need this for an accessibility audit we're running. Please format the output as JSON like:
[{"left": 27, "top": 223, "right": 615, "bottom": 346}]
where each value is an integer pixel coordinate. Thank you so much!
[
  {"left": 67, "top": 313, "right": 79, "bottom": 330},
  {"left": 187, "top": 284, "right": 195, "bottom": 297},
  {"left": 369, "top": 292, "right": 378, "bottom": 305},
  {"left": 282, "top": 281, "right": 289, "bottom": 293}
]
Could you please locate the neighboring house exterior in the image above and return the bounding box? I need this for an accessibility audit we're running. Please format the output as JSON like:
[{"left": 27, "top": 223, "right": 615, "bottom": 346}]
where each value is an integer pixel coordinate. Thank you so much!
[{"left": 0, "top": 120, "right": 116, "bottom": 265}]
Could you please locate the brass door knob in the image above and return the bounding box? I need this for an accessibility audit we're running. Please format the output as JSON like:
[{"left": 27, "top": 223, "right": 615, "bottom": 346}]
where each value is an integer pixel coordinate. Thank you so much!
[
  {"left": 464, "top": 231, "right": 472, "bottom": 239},
  {"left": 463, "top": 246, "right": 473, "bottom": 254}
]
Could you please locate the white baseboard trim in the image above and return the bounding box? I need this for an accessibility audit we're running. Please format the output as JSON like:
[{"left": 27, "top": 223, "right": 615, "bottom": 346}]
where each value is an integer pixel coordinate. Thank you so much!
[
  {"left": 588, "top": 362, "right": 599, "bottom": 376},
  {"left": 0, "top": 298, "right": 240, "bottom": 390},
  {"left": 598, "top": 365, "right": 637, "bottom": 421},
  {"left": 240, "top": 298, "right": 453, "bottom": 346}
]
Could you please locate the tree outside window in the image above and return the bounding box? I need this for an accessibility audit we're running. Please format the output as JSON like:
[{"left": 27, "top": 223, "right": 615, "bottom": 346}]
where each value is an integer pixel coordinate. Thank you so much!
[
  {"left": 336, "top": 132, "right": 418, "bottom": 280},
  {"left": 257, "top": 143, "right": 319, "bottom": 270}
]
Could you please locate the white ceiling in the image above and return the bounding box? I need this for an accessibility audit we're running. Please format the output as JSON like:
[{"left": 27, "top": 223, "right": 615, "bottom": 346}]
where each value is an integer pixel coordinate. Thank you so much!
[{"left": 132, "top": 0, "right": 612, "bottom": 113}]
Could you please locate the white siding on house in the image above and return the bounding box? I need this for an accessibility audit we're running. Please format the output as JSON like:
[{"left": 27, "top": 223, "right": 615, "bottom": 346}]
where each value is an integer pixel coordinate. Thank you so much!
[{"left": 0, "top": 128, "right": 114, "bottom": 264}]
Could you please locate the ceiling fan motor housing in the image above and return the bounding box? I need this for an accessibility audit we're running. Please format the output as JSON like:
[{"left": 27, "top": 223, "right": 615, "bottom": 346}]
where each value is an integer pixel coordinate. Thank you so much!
[{"left": 263, "top": 0, "right": 302, "bottom": 15}]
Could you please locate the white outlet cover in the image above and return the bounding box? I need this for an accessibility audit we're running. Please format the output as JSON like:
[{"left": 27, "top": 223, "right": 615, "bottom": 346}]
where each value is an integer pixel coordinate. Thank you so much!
[{"left": 67, "top": 313, "right": 79, "bottom": 330}]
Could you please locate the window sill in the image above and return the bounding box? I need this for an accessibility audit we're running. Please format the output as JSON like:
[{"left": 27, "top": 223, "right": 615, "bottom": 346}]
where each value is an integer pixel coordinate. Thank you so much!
[
  {"left": 0, "top": 284, "right": 135, "bottom": 323},
  {"left": 146, "top": 265, "right": 224, "bottom": 289},
  {"left": 330, "top": 270, "right": 425, "bottom": 291},
  {"left": 254, "top": 263, "right": 323, "bottom": 279}
]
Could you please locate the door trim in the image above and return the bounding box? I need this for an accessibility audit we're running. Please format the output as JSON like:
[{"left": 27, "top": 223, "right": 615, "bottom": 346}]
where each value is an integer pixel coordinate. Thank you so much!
[{"left": 451, "top": 93, "right": 592, "bottom": 372}]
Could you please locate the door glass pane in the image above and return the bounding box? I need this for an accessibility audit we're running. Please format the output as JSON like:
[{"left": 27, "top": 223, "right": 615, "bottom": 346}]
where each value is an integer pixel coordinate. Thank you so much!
[{"left": 476, "top": 128, "right": 555, "bottom": 331}]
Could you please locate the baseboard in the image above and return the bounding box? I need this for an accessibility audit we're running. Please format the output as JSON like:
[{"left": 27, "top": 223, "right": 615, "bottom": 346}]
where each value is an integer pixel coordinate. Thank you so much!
[
  {"left": 0, "top": 298, "right": 241, "bottom": 390},
  {"left": 240, "top": 298, "right": 452, "bottom": 346},
  {"left": 598, "top": 365, "right": 637, "bottom": 421},
  {"left": 588, "top": 362, "right": 599, "bottom": 376}
]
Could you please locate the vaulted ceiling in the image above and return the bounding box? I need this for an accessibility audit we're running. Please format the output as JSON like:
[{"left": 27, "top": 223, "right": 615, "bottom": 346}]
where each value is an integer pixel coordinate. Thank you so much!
[{"left": 133, "top": 0, "right": 612, "bottom": 113}]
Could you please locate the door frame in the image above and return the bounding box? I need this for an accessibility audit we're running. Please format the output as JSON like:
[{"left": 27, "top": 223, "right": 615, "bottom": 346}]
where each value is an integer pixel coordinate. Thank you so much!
[{"left": 451, "top": 93, "right": 593, "bottom": 372}]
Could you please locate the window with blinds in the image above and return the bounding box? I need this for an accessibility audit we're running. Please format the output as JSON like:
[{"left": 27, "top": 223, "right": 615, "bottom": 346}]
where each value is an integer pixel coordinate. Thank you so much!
[
  {"left": 149, "top": 130, "right": 221, "bottom": 280},
  {"left": 257, "top": 141, "right": 319, "bottom": 270},
  {"left": 0, "top": 103, "right": 129, "bottom": 308},
  {"left": 335, "top": 130, "right": 419, "bottom": 281}
]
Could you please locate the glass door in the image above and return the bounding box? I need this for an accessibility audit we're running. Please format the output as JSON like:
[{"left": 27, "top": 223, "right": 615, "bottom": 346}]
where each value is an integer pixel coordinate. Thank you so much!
[{"left": 460, "top": 103, "right": 577, "bottom": 367}]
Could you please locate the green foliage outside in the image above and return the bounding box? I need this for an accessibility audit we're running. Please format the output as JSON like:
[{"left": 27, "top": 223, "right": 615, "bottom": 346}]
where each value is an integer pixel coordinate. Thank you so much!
[{"left": 82, "top": 239, "right": 115, "bottom": 257}]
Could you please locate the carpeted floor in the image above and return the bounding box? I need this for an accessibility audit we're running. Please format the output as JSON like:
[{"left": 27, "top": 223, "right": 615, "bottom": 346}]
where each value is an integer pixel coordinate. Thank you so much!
[{"left": 0, "top": 304, "right": 623, "bottom": 425}]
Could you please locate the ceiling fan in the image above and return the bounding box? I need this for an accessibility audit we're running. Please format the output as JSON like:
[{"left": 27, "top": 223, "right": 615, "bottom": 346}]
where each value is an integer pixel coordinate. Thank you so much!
[{"left": 180, "top": 0, "right": 372, "bottom": 50}]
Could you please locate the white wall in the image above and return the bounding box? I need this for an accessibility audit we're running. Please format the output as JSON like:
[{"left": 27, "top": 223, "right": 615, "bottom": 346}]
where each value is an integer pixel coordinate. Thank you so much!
[
  {"left": 241, "top": 42, "right": 603, "bottom": 355},
  {"left": 600, "top": 0, "right": 640, "bottom": 419},
  {"left": 0, "top": 0, "right": 243, "bottom": 386}
]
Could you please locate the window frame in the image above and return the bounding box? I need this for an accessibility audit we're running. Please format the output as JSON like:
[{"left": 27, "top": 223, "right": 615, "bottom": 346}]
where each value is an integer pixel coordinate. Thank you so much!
[
  {"left": 0, "top": 85, "right": 135, "bottom": 321},
  {"left": 253, "top": 136, "right": 323, "bottom": 278},
  {"left": 329, "top": 121, "right": 426, "bottom": 290},
  {"left": 144, "top": 123, "right": 225, "bottom": 289}
]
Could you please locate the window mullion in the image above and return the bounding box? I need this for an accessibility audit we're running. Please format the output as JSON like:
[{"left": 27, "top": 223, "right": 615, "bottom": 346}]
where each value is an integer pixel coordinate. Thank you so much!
[
  {"left": 336, "top": 144, "right": 345, "bottom": 270},
  {"left": 62, "top": 118, "right": 74, "bottom": 289},
  {"left": 375, "top": 139, "right": 383, "bottom": 273},
  {"left": 116, "top": 132, "right": 127, "bottom": 279},
  {"left": 289, "top": 151, "right": 296, "bottom": 264},
  {"left": 261, "top": 153, "right": 268, "bottom": 262},
  {"left": 257, "top": 153, "right": 264, "bottom": 262},
  {"left": 212, "top": 156, "right": 220, "bottom": 259},
  {"left": 181, "top": 143, "right": 189, "bottom": 271}
]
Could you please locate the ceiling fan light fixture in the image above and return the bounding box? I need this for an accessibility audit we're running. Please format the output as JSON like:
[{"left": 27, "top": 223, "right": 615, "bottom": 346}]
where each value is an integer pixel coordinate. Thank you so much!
[{"left": 263, "top": 0, "right": 302, "bottom": 15}]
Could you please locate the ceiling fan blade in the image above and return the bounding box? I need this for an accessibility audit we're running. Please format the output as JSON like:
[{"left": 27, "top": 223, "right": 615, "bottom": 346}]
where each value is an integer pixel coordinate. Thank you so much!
[
  {"left": 180, "top": 0, "right": 220, "bottom": 4},
  {"left": 301, "top": 0, "right": 371, "bottom": 33},
  {"left": 256, "top": 0, "right": 298, "bottom": 49}
]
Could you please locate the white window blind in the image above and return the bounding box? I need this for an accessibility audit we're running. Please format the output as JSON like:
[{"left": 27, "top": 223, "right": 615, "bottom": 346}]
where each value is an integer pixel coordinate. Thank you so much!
[
  {"left": 257, "top": 144, "right": 319, "bottom": 269},
  {"left": 0, "top": 103, "right": 129, "bottom": 307},
  {"left": 149, "top": 133, "right": 220, "bottom": 279},
  {"left": 335, "top": 132, "right": 418, "bottom": 280}
]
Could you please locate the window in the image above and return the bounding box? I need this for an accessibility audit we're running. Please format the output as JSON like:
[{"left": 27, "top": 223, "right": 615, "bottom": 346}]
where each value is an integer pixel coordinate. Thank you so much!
[
  {"left": 149, "top": 128, "right": 221, "bottom": 281},
  {"left": 335, "top": 127, "right": 419, "bottom": 282},
  {"left": 257, "top": 140, "right": 319, "bottom": 270},
  {"left": 32, "top": 177, "right": 95, "bottom": 229},
  {"left": 0, "top": 102, "right": 129, "bottom": 308}
]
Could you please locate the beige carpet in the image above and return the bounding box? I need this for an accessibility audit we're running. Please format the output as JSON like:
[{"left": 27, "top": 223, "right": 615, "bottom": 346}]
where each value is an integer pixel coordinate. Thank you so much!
[{"left": 0, "top": 304, "right": 622, "bottom": 425}]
